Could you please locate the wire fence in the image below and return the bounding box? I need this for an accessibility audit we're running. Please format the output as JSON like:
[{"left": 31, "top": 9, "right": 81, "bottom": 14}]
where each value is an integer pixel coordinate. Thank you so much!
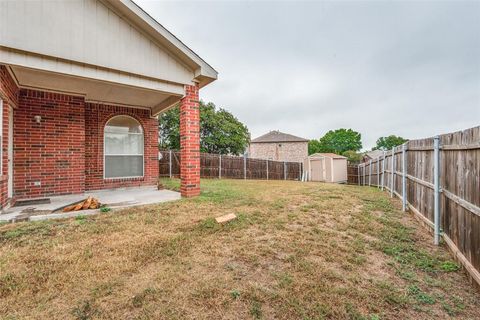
[
  {"left": 348, "top": 126, "right": 480, "bottom": 289},
  {"left": 159, "top": 150, "right": 303, "bottom": 181}
]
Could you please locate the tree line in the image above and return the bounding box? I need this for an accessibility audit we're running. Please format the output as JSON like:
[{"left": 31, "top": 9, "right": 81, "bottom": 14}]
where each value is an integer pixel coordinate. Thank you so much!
[
  {"left": 158, "top": 101, "right": 407, "bottom": 162},
  {"left": 307, "top": 129, "right": 407, "bottom": 163}
]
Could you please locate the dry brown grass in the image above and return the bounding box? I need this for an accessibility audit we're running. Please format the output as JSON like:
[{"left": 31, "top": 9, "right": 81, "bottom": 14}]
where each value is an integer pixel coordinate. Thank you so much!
[{"left": 0, "top": 179, "right": 479, "bottom": 319}]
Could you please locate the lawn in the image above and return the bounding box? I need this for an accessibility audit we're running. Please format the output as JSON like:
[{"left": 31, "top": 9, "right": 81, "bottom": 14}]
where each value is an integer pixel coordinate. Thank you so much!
[{"left": 0, "top": 179, "right": 479, "bottom": 319}]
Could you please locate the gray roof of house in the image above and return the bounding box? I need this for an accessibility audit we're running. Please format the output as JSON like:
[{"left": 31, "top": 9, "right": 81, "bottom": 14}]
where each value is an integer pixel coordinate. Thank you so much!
[
  {"left": 251, "top": 130, "right": 309, "bottom": 143},
  {"left": 364, "top": 149, "right": 385, "bottom": 159}
]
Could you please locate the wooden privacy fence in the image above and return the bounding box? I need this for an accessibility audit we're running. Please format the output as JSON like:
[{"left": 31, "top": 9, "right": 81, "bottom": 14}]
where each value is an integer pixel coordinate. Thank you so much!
[
  {"left": 349, "top": 126, "right": 480, "bottom": 288},
  {"left": 159, "top": 150, "right": 302, "bottom": 181},
  {"left": 347, "top": 165, "right": 359, "bottom": 185}
]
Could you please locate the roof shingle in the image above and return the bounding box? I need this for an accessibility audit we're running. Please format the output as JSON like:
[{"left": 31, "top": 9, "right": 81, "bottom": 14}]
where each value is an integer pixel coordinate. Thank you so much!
[{"left": 251, "top": 130, "right": 308, "bottom": 143}]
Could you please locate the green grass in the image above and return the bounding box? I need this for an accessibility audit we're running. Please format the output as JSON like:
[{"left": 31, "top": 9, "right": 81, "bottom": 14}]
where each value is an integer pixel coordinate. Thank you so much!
[
  {"left": 0, "top": 220, "right": 55, "bottom": 243},
  {"left": 100, "top": 206, "right": 111, "bottom": 213}
]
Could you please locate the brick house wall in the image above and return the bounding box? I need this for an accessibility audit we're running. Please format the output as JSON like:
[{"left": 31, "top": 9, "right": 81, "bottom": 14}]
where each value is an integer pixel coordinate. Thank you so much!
[
  {"left": 249, "top": 141, "right": 308, "bottom": 163},
  {"left": 85, "top": 102, "right": 158, "bottom": 191},
  {"left": 0, "top": 66, "right": 19, "bottom": 208},
  {"left": 14, "top": 89, "right": 86, "bottom": 199},
  {"left": 0, "top": 65, "right": 159, "bottom": 205}
]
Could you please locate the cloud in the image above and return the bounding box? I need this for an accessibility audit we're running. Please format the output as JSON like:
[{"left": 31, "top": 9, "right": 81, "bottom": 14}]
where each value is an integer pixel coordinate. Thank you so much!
[{"left": 136, "top": 0, "right": 480, "bottom": 150}]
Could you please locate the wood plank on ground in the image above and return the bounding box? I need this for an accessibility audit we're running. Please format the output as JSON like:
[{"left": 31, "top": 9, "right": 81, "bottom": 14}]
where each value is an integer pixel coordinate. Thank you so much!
[{"left": 215, "top": 213, "right": 237, "bottom": 224}]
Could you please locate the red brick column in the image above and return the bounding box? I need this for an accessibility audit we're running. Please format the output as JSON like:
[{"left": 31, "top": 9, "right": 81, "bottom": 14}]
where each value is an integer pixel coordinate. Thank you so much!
[{"left": 180, "top": 84, "right": 200, "bottom": 197}]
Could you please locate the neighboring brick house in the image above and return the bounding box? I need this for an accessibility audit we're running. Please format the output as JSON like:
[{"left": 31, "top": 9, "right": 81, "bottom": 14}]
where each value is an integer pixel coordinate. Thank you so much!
[
  {"left": 248, "top": 131, "right": 308, "bottom": 163},
  {"left": 362, "top": 149, "right": 385, "bottom": 163},
  {"left": 0, "top": 0, "right": 217, "bottom": 208}
]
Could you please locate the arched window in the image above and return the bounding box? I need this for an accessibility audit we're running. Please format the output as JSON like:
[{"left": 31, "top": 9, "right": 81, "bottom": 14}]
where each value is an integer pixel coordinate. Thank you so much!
[{"left": 104, "top": 115, "right": 144, "bottom": 179}]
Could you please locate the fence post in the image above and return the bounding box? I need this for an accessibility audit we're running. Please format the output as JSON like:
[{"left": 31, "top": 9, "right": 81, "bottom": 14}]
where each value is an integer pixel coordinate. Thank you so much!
[
  {"left": 363, "top": 163, "right": 366, "bottom": 186},
  {"left": 359, "top": 164, "right": 361, "bottom": 185},
  {"left": 391, "top": 147, "right": 395, "bottom": 198},
  {"left": 377, "top": 159, "right": 380, "bottom": 188},
  {"left": 243, "top": 154, "right": 247, "bottom": 180},
  {"left": 368, "top": 160, "right": 372, "bottom": 186},
  {"left": 357, "top": 164, "right": 360, "bottom": 185},
  {"left": 284, "top": 161, "right": 287, "bottom": 180},
  {"left": 381, "top": 151, "right": 385, "bottom": 190},
  {"left": 402, "top": 144, "right": 407, "bottom": 211},
  {"left": 299, "top": 163, "right": 302, "bottom": 181},
  {"left": 433, "top": 136, "right": 441, "bottom": 245},
  {"left": 219, "top": 154, "right": 222, "bottom": 179},
  {"left": 169, "top": 150, "right": 172, "bottom": 178},
  {"left": 358, "top": 163, "right": 363, "bottom": 186}
]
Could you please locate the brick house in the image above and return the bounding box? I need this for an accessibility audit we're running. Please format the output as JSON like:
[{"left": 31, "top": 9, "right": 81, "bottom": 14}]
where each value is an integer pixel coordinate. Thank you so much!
[
  {"left": 362, "top": 149, "right": 384, "bottom": 163},
  {"left": 248, "top": 131, "right": 308, "bottom": 163},
  {"left": 0, "top": 0, "right": 217, "bottom": 209}
]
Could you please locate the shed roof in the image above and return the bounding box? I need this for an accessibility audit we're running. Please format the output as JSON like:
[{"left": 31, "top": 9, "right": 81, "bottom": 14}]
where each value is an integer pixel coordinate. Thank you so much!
[
  {"left": 309, "top": 153, "right": 347, "bottom": 159},
  {"left": 251, "top": 131, "right": 309, "bottom": 143}
]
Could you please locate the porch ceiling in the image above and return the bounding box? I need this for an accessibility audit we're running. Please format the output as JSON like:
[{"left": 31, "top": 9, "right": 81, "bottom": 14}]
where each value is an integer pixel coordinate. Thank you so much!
[{"left": 9, "top": 65, "right": 183, "bottom": 114}]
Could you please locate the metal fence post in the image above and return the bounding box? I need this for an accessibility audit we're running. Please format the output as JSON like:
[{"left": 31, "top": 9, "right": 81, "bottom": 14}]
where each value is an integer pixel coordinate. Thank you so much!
[
  {"left": 358, "top": 163, "right": 363, "bottom": 185},
  {"left": 284, "top": 161, "right": 287, "bottom": 180},
  {"left": 363, "top": 163, "right": 366, "bottom": 186},
  {"left": 359, "top": 164, "right": 362, "bottom": 185},
  {"left": 368, "top": 160, "right": 372, "bottom": 186},
  {"left": 376, "top": 159, "right": 379, "bottom": 188},
  {"left": 243, "top": 155, "right": 247, "bottom": 180},
  {"left": 357, "top": 164, "right": 360, "bottom": 185},
  {"left": 169, "top": 150, "right": 172, "bottom": 178},
  {"left": 402, "top": 144, "right": 407, "bottom": 211},
  {"left": 359, "top": 164, "right": 361, "bottom": 185},
  {"left": 434, "top": 136, "right": 441, "bottom": 245},
  {"left": 391, "top": 147, "right": 395, "bottom": 197},
  {"left": 219, "top": 154, "right": 222, "bottom": 179},
  {"left": 381, "top": 151, "right": 385, "bottom": 190}
]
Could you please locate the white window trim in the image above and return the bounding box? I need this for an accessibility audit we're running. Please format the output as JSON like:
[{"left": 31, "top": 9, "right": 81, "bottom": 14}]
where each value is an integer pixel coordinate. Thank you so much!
[{"left": 103, "top": 115, "right": 145, "bottom": 180}]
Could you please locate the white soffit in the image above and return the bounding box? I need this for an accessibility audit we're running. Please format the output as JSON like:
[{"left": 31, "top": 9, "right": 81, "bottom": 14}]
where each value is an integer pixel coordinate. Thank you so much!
[{"left": 11, "top": 66, "right": 180, "bottom": 111}]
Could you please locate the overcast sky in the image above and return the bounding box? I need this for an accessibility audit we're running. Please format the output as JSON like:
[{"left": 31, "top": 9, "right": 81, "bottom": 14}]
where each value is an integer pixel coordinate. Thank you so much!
[{"left": 137, "top": 0, "right": 479, "bottom": 150}]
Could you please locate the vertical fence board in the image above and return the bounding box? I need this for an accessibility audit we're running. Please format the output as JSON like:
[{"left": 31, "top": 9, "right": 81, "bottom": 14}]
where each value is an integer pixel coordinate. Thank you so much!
[{"left": 347, "top": 165, "right": 359, "bottom": 185}]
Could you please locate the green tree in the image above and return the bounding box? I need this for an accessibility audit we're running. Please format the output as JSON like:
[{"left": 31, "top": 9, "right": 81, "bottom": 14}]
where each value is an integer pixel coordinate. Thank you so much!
[
  {"left": 310, "top": 128, "right": 362, "bottom": 155},
  {"left": 308, "top": 139, "right": 322, "bottom": 155},
  {"left": 374, "top": 135, "right": 408, "bottom": 150},
  {"left": 342, "top": 150, "right": 362, "bottom": 163},
  {"left": 158, "top": 101, "right": 250, "bottom": 155},
  {"left": 158, "top": 105, "right": 181, "bottom": 150}
]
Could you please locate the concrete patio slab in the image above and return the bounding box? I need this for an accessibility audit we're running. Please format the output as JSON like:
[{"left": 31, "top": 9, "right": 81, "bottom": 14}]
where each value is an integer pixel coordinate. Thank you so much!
[{"left": 0, "top": 186, "right": 180, "bottom": 222}]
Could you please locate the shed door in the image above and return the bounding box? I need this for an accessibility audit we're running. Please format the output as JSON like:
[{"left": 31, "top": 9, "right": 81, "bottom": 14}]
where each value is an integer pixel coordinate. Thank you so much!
[
  {"left": 325, "top": 158, "right": 333, "bottom": 182},
  {"left": 310, "top": 160, "right": 323, "bottom": 181}
]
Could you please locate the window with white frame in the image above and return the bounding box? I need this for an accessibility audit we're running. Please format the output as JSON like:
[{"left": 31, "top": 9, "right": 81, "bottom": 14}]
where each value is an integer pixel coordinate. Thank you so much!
[{"left": 104, "top": 115, "right": 144, "bottom": 179}]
